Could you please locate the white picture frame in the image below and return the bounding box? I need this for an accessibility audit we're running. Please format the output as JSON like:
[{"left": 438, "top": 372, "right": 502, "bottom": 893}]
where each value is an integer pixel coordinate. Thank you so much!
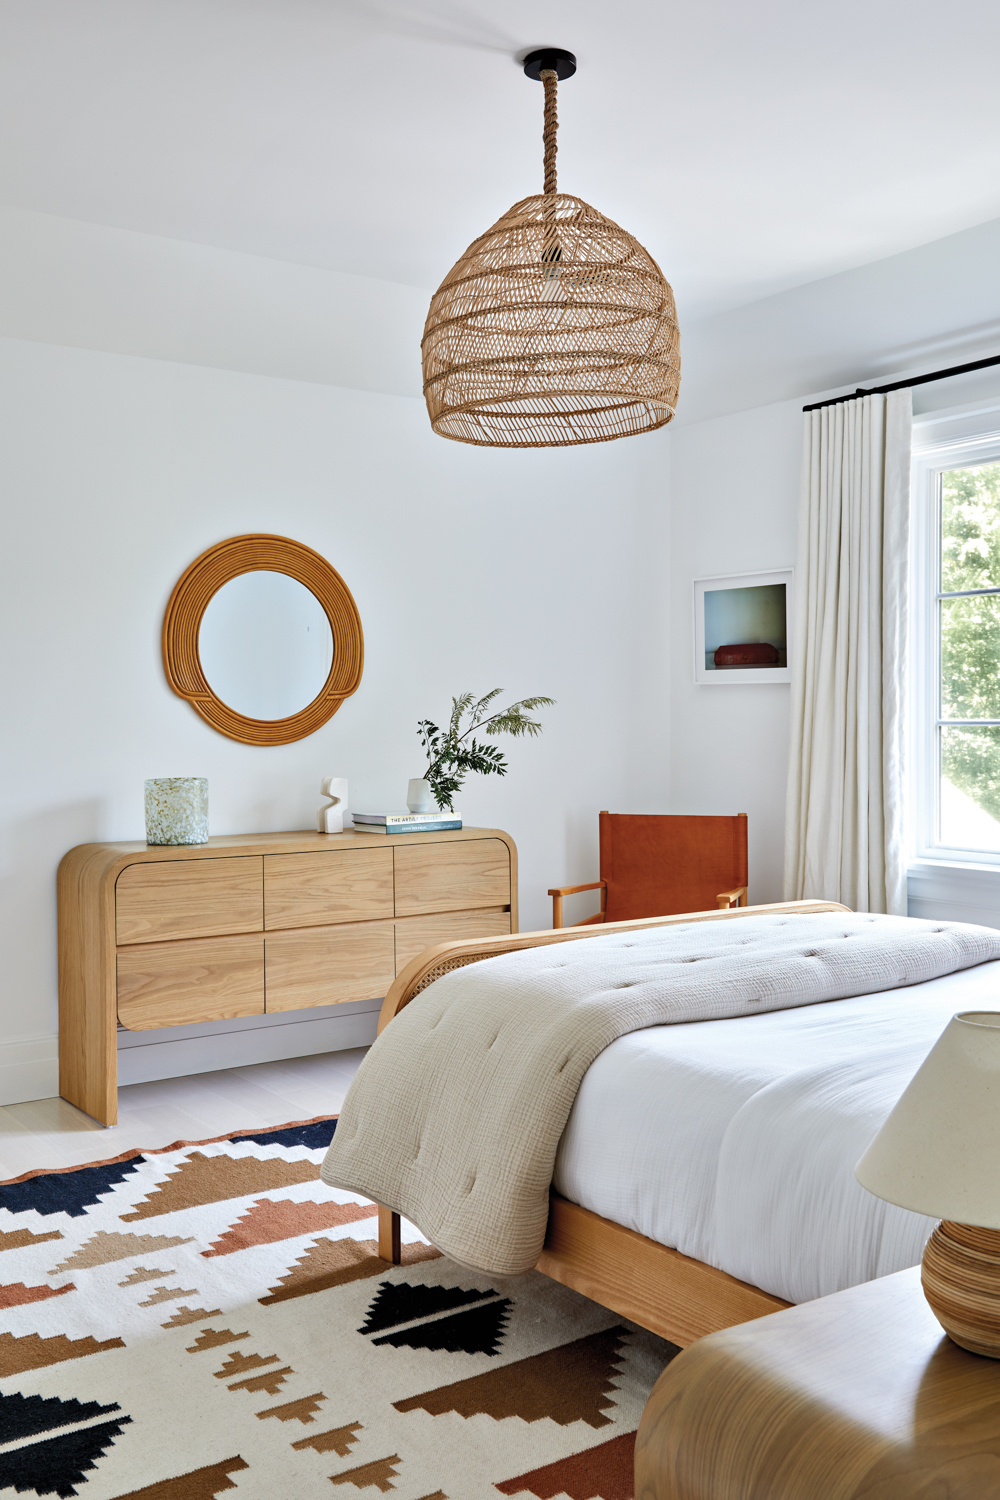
[{"left": 693, "top": 568, "right": 793, "bottom": 685}]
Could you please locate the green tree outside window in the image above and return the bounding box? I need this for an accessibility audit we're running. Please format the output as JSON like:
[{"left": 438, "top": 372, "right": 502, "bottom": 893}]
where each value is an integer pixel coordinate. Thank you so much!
[{"left": 940, "top": 462, "right": 1000, "bottom": 827}]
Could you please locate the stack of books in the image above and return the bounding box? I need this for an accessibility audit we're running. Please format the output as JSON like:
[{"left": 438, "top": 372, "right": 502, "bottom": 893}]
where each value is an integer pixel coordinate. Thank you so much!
[{"left": 352, "top": 811, "right": 462, "bottom": 835}]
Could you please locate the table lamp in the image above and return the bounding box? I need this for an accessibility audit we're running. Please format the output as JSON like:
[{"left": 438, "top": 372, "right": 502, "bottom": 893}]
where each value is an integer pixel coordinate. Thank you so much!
[{"left": 856, "top": 1010, "right": 1000, "bottom": 1358}]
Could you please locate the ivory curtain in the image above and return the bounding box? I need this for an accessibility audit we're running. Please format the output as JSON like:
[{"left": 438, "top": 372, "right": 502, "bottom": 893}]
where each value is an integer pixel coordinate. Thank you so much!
[{"left": 783, "top": 390, "right": 912, "bottom": 914}]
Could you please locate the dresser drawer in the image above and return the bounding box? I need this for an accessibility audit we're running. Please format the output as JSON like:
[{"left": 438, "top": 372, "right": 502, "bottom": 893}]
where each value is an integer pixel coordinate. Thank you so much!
[
  {"left": 394, "top": 907, "right": 511, "bottom": 972},
  {"left": 116, "top": 857, "right": 263, "bottom": 945},
  {"left": 117, "top": 934, "right": 264, "bottom": 1029},
  {"left": 393, "top": 839, "right": 511, "bottom": 917},
  {"left": 265, "top": 921, "right": 395, "bottom": 1011},
  {"left": 264, "top": 848, "right": 393, "bottom": 930}
]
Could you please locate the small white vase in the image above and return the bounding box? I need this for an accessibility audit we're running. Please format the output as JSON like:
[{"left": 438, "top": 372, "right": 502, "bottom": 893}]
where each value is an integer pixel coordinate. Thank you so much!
[
  {"left": 407, "top": 778, "right": 435, "bottom": 814},
  {"left": 317, "top": 776, "right": 348, "bottom": 834}
]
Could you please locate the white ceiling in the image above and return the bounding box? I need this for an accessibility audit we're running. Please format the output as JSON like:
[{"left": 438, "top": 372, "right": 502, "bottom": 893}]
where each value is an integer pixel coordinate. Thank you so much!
[{"left": 3, "top": 0, "right": 1000, "bottom": 322}]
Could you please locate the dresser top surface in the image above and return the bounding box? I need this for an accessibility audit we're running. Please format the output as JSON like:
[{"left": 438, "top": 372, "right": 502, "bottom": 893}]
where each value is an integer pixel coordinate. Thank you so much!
[{"left": 67, "top": 827, "right": 512, "bottom": 860}]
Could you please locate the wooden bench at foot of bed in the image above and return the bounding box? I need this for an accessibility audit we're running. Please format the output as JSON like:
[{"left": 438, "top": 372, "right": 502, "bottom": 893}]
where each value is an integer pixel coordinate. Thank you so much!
[{"left": 373, "top": 898, "right": 847, "bottom": 1347}]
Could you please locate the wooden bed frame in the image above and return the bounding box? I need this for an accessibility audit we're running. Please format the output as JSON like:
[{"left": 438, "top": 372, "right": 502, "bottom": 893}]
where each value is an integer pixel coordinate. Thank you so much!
[{"left": 373, "top": 897, "right": 850, "bottom": 1349}]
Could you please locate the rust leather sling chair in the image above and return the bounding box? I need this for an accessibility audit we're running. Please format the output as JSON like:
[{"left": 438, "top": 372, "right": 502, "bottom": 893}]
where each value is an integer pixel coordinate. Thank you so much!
[{"left": 548, "top": 811, "right": 749, "bottom": 928}]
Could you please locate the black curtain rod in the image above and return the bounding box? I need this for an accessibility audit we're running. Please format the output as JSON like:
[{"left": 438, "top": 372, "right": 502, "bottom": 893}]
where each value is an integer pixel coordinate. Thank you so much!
[{"left": 802, "top": 351, "right": 1000, "bottom": 413}]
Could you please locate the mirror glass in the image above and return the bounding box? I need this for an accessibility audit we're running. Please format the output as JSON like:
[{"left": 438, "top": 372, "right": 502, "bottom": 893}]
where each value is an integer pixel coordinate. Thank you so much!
[{"left": 198, "top": 570, "right": 334, "bottom": 720}]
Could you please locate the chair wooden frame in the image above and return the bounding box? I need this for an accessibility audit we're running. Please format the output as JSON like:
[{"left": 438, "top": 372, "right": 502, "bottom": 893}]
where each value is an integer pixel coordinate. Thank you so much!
[
  {"left": 373, "top": 897, "right": 849, "bottom": 1348},
  {"left": 548, "top": 811, "right": 748, "bottom": 928}
]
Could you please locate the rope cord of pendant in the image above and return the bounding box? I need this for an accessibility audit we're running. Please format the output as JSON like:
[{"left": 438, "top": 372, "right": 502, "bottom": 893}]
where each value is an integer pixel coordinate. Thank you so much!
[{"left": 541, "top": 68, "right": 558, "bottom": 194}]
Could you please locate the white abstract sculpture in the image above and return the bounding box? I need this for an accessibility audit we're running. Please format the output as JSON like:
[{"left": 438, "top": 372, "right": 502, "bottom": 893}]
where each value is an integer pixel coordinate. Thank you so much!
[{"left": 317, "top": 777, "right": 349, "bottom": 834}]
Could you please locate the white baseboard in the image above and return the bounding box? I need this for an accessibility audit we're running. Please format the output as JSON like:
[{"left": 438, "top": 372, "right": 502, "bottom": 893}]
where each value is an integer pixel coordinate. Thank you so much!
[
  {"left": 0, "top": 1035, "right": 59, "bottom": 1107},
  {"left": 116, "top": 999, "right": 381, "bottom": 1086},
  {"left": 0, "top": 1000, "right": 381, "bottom": 1106}
]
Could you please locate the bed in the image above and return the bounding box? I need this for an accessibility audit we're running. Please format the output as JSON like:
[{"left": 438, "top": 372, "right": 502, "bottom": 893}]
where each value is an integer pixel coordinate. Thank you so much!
[{"left": 326, "top": 900, "right": 1000, "bottom": 1348}]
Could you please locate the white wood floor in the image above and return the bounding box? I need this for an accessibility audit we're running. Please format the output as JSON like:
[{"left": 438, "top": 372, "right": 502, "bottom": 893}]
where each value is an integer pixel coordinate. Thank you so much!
[{"left": 0, "top": 1048, "right": 368, "bottom": 1180}]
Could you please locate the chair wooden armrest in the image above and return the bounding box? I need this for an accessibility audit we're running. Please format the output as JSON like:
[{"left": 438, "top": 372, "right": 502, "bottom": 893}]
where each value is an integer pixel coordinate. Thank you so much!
[
  {"left": 716, "top": 886, "right": 748, "bottom": 910},
  {"left": 547, "top": 880, "right": 607, "bottom": 929}
]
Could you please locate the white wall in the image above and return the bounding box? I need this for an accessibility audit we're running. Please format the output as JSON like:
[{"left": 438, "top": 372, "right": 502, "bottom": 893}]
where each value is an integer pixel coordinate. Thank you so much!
[
  {"left": 0, "top": 333, "right": 669, "bottom": 1105},
  {"left": 0, "top": 205, "right": 426, "bottom": 399},
  {"left": 665, "top": 400, "right": 801, "bottom": 903},
  {"left": 680, "top": 213, "right": 1000, "bottom": 425}
]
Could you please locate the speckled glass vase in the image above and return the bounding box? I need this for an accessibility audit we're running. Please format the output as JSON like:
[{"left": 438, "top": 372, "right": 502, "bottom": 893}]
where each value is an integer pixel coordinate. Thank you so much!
[{"left": 144, "top": 778, "right": 209, "bottom": 845}]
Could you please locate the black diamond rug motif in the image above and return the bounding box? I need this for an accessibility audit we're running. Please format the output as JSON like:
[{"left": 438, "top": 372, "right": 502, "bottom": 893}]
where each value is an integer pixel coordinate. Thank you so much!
[
  {"left": 230, "top": 1119, "right": 337, "bottom": 1151},
  {"left": 0, "top": 1415, "right": 132, "bottom": 1497},
  {"left": 359, "top": 1280, "right": 498, "bottom": 1335},
  {"left": 0, "top": 1159, "right": 145, "bottom": 1218},
  {"left": 371, "top": 1297, "right": 511, "bottom": 1356},
  {"left": 0, "top": 1391, "right": 121, "bottom": 1443}
]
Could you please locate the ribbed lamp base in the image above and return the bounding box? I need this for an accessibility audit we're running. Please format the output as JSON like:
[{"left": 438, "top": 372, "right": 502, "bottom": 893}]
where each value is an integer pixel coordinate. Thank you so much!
[{"left": 922, "top": 1220, "right": 1000, "bottom": 1358}]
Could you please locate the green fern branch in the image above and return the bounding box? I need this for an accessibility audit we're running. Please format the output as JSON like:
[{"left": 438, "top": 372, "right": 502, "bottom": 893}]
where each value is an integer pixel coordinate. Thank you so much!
[{"left": 419, "top": 691, "right": 555, "bottom": 812}]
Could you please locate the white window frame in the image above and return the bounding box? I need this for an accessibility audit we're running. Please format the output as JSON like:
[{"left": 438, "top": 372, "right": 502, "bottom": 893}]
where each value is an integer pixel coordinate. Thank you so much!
[{"left": 912, "top": 415, "right": 1000, "bottom": 865}]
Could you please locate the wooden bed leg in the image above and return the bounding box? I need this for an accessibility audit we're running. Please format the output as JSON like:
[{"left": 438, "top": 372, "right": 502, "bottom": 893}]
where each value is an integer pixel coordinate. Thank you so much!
[{"left": 378, "top": 1205, "right": 401, "bottom": 1264}]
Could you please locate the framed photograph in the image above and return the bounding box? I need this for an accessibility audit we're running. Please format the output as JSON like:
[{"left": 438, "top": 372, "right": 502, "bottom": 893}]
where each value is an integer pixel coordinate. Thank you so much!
[{"left": 693, "top": 569, "right": 793, "bottom": 685}]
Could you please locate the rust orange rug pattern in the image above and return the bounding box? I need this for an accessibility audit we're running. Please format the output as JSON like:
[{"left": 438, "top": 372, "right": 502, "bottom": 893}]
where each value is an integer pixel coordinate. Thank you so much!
[{"left": 0, "top": 1118, "right": 676, "bottom": 1500}]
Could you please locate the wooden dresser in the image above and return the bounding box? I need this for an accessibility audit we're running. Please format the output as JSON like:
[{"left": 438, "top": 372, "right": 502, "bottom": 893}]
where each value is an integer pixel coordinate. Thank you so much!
[{"left": 58, "top": 827, "right": 517, "bottom": 1126}]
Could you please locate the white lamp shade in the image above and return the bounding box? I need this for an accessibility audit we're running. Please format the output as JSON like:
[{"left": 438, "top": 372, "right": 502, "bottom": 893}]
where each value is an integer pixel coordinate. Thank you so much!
[{"left": 856, "top": 1011, "right": 1000, "bottom": 1228}]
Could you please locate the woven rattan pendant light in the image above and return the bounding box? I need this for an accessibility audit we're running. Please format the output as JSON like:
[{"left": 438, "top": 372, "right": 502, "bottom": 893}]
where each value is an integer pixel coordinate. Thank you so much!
[{"left": 421, "top": 48, "right": 680, "bottom": 449}]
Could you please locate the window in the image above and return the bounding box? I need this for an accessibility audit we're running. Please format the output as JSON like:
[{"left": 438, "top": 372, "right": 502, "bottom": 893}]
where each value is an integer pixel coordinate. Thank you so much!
[{"left": 913, "top": 416, "right": 1000, "bottom": 863}]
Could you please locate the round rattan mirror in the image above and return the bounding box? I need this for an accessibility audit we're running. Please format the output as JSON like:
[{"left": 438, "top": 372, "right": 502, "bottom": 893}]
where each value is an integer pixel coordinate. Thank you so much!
[{"left": 162, "top": 535, "right": 364, "bottom": 745}]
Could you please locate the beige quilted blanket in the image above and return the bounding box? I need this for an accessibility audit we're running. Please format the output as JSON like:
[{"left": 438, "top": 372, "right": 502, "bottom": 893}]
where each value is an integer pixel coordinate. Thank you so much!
[{"left": 321, "top": 912, "right": 1000, "bottom": 1274}]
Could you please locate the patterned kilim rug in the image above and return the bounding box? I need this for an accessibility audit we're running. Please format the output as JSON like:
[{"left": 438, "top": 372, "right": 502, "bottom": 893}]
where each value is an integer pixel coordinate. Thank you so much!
[{"left": 0, "top": 1117, "right": 678, "bottom": 1500}]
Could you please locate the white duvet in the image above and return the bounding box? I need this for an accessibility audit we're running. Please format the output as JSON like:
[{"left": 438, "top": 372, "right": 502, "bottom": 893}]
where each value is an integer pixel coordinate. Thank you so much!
[{"left": 553, "top": 957, "right": 1000, "bottom": 1305}]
